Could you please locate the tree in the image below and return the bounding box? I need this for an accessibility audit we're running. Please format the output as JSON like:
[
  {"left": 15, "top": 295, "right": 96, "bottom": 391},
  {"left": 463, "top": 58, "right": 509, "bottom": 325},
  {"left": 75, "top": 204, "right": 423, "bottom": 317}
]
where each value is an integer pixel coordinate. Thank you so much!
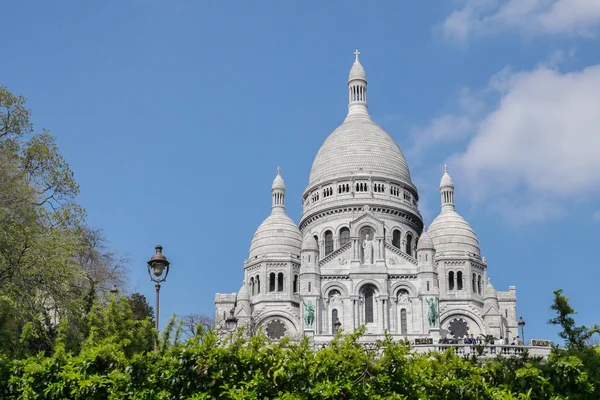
[
  {"left": 0, "top": 86, "right": 130, "bottom": 356},
  {"left": 549, "top": 289, "right": 599, "bottom": 351},
  {"left": 128, "top": 292, "right": 154, "bottom": 323},
  {"left": 180, "top": 313, "right": 214, "bottom": 337}
]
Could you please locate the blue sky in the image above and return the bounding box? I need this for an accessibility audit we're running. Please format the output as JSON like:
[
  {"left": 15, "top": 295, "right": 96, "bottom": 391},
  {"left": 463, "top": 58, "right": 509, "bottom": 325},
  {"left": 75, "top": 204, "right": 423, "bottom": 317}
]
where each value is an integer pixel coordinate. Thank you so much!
[{"left": 2, "top": 1, "right": 599, "bottom": 342}]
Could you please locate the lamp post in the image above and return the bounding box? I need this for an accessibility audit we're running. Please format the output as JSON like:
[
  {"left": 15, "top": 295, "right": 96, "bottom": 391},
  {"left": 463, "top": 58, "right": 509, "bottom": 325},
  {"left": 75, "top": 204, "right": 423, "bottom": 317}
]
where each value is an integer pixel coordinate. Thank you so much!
[
  {"left": 147, "top": 245, "right": 171, "bottom": 334},
  {"left": 225, "top": 309, "right": 238, "bottom": 332},
  {"left": 518, "top": 315, "right": 526, "bottom": 344}
]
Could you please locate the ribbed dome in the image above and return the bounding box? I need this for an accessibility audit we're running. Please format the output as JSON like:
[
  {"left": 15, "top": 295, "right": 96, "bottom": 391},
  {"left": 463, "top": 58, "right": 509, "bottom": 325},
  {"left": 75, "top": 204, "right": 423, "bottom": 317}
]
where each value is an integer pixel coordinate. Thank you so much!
[
  {"left": 237, "top": 282, "right": 250, "bottom": 301},
  {"left": 248, "top": 212, "right": 302, "bottom": 259},
  {"left": 308, "top": 118, "right": 412, "bottom": 186},
  {"left": 301, "top": 234, "right": 318, "bottom": 251},
  {"left": 417, "top": 228, "right": 434, "bottom": 251},
  {"left": 348, "top": 60, "right": 366, "bottom": 82},
  {"left": 440, "top": 165, "right": 454, "bottom": 188},
  {"left": 272, "top": 167, "right": 285, "bottom": 190},
  {"left": 484, "top": 278, "right": 497, "bottom": 299},
  {"left": 428, "top": 209, "right": 480, "bottom": 256}
]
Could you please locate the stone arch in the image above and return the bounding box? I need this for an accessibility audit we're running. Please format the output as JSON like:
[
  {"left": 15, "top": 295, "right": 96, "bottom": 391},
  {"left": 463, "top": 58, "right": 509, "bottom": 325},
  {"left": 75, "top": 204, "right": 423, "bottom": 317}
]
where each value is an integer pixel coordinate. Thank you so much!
[
  {"left": 439, "top": 310, "right": 484, "bottom": 336},
  {"left": 256, "top": 310, "right": 301, "bottom": 337},
  {"left": 318, "top": 225, "right": 337, "bottom": 238},
  {"left": 354, "top": 279, "right": 385, "bottom": 296},
  {"left": 337, "top": 224, "right": 350, "bottom": 236},
  {"left": 322, "top": 281, "right": 349, "bottom": 297},
  {"left": 390, "top": 281, "right": 418, "bottom": 298}
]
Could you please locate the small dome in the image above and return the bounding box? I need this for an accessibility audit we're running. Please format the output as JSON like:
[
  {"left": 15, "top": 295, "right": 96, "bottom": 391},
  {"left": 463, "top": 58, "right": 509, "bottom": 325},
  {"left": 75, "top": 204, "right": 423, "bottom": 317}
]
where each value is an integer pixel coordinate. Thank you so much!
[
  {"left": 484, "top": 277, "right": 497, "bottom": 299},
  {"left": 348, "top": 60, "right": 366, "bottom": 82},
  {"left": 440, "top": 164, "right": 454, "bottom": 188},
  {"left": 272, "top": 167, "right": 285, "bottom": 190},
  {"left": 301, "top": 234, "right": 319, "bottom": 251},
  {"left": 237, "top": 282, "right": 250, "bottom": 302},
  {"left": 417, "top": 228, "right": 434, "bottom": 251},
  {"left": 248, "top": 213, "right": 302, "bottom": 259},
  {"left": 428, "top": 209, "right": 480, "bottom": 256}
]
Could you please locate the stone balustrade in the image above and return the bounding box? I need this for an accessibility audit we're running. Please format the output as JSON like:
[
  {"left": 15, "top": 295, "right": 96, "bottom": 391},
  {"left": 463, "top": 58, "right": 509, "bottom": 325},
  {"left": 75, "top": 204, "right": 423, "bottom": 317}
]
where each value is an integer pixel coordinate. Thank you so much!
[
  {"left": 311, "top": 338, "right": 552, "bottom": 359},
  {"left": 412, "top": 344, "right": 552, "bottom": 358}
]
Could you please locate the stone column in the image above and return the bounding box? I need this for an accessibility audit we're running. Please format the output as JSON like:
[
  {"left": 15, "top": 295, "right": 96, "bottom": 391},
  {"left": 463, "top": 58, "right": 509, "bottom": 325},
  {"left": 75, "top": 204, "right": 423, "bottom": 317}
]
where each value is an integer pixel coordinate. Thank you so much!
[
  {"left": 385, "top": 299, "right": 390, "bottom": 332},
  {"left": 324, "top": 300, "right": 329, "bottom": 335},
  {"left": 392, "top": 300, "right": 398, "bottom": 333}
]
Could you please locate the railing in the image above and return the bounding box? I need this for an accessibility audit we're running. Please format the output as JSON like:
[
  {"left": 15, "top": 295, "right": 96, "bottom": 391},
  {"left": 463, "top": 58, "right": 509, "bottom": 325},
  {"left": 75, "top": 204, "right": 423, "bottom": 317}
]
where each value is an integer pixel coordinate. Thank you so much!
[
  {"left": 412, "top": 344, "right": 551, "bottom": 358},
  {"left": 311, "top": 340, "right": 552, "bottom": 359}
]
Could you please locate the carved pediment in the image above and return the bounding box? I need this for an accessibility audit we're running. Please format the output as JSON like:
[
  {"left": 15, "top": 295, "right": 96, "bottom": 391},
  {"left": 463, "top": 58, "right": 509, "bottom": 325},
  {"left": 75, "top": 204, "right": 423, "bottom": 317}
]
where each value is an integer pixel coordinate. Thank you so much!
[
  {"left": 320, "top": 245, "right": 354, "bottom": 269},
  {"left": 349, "top": 209, "right": 385, "bottom": 237},
  {"left": 482, "top": 304, "right": 501, "bottom": 317},
  {"left": 385, "top": 242, "right": 417, "bottom": 266}
]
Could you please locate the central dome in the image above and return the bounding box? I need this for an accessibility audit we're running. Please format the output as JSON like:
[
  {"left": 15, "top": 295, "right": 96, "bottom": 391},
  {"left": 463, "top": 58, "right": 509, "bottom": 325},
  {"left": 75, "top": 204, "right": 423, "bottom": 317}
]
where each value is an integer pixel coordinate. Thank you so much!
[
  {"left": 308, "top": 117, "right": 412, "bottom": 186},
  {"left": 307, "top": 55, "right": 413, "bottom": 188}
]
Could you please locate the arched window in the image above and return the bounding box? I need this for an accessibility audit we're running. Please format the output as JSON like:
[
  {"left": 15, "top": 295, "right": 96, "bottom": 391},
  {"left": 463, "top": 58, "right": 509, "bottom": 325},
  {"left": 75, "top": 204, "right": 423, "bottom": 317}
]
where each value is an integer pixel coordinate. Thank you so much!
[
  {"left": 293, "top": 274, "right": 298, "bottom": 293},
  {"left": 269, "top": 273, "right": 275, "bottom": 292},
  {"left": 332, "top": 309, "right": 339, "bottom": 333},
  {"left": 505, "top": 309, "right": 508, "bottom": 318},
  {"left": 324, "top": 230, "right": 333, "bottom": 255},
  {"left": 472, "top": 273, "right": 476, "bottom": 293},
  {"left": 392, "top": 229, "right": 401, "bottom": 248},
  {"left": 256, "top": 275, "right": 260, "bottom": 294},
  {"left": 400, "top": 309, "right": 407, "bottom": 335},
  {"left": 363, "top": 285, "right": 375, "bottom": 323},
  {"left": 427, "top": 281, "right": 430, "bottom": 291},
  {"left": 313, "top": 235, "right": 320, "bottom": 256},
  {"left": 457, "top": 271, "right": 463, "bottom": 290},
  {"left": 449, "top": 271, "right": 455, "bottom": 291},
  {"left": 339, "top": 227, "right": 350, "bottom": 246},
  {"left": 406, "top": 233, "right": 413, "bottom": 256},
  {"left": 477, "top": 275, "right": 482, "bottom": 295},
  {"left": 277, "top": 273, "right": 284, "bottom": 292},
  {"left": 250, "top": 277, "right": 255, "bottom": 296}
]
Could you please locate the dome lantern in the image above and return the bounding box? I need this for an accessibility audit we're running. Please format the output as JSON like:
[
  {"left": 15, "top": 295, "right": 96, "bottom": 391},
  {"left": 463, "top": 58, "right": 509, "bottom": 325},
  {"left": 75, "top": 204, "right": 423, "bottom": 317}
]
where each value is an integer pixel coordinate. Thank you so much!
[
  {"left": 440, "top": 164, "right": 455, "bottom": 211},
  {"left": 272, "top": 166, "right": 286, "bottom": 212},
  {"left": 347, "top": 49, "right": 369, "bottom": 119}
]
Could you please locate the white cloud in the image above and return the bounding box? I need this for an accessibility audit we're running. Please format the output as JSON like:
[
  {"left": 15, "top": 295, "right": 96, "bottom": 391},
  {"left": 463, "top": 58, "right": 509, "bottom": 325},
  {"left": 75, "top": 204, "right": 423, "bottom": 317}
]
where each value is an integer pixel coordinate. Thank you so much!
[
  {"left": 408, "top": 88, "right": 483, "bottom": 156},
  {"left": 416, "top": 63, "right": 600, "bottom": 222},
  {"left": 441, "top": 0, "right": 600, "bottom": 41}
]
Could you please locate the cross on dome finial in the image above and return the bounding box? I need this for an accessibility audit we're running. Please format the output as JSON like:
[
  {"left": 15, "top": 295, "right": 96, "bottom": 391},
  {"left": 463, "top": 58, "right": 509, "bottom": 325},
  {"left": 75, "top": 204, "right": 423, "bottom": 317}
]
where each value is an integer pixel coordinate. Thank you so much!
[
  {"left": 354, "top": 49, "right": 360, "bottom": 61},
  {"left": 277, "top": 166, "right": 281, "bottom": 175},
  {"left": 444, "top": 164, "right": 448, "bottom": 173}
]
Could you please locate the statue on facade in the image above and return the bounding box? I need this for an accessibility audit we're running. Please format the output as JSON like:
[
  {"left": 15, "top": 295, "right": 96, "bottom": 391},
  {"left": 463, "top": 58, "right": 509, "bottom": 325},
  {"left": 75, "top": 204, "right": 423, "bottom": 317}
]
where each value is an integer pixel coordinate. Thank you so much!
[
  {"left": 362, "top": 234, "right": 374, "bottom": 264},
  {"left": 427, "top": 298, "right": 439, "bottom": 328},
  {"left": 399, "top": 292, "right": 409, "bottom": 304},
  {"left": 304, "top": 300, "right": 315, "bottom": 328}
]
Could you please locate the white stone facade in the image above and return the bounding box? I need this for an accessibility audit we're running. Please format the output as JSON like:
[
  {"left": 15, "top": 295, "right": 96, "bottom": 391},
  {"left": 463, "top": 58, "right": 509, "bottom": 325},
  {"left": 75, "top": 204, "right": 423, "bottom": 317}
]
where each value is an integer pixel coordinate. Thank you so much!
[{"left": 215, "top": 52, "right": 517, "bottom": 343}]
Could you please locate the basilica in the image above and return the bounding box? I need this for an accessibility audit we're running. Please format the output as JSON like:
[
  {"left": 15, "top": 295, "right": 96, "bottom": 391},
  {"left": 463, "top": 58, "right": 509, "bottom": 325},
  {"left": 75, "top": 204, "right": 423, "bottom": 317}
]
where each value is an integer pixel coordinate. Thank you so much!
[{"left": 215, "top": 52, "right": 517, "bottom": 343}]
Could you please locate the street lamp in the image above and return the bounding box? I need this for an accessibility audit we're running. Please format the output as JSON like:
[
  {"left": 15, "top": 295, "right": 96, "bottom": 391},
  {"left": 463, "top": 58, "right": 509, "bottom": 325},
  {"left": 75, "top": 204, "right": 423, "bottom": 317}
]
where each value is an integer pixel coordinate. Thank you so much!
[
  {"left": 333, "top": 318, "right": 342, "bottom": 333},
  {"left": 225, "top": 309, "right": 238, "bottom": 332},
  {"left": 518, "top": 315, "right": 526, "bottom": 344},
  {"left": 147, "top": 245, "right": 171, "bottom": 333}
]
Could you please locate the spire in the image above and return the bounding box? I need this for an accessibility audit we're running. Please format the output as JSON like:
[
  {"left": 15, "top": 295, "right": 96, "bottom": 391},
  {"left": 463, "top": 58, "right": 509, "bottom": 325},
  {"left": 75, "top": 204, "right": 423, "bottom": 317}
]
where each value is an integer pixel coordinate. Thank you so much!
[
  {"left": 272, "top": 166, "right": 286, "bottom": 212},
  {"left": 440, "top": 164, "right": 455, "bottom": 211},
  {"left": 346, "top": 49, "right": 369, "bottom": 119}
]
